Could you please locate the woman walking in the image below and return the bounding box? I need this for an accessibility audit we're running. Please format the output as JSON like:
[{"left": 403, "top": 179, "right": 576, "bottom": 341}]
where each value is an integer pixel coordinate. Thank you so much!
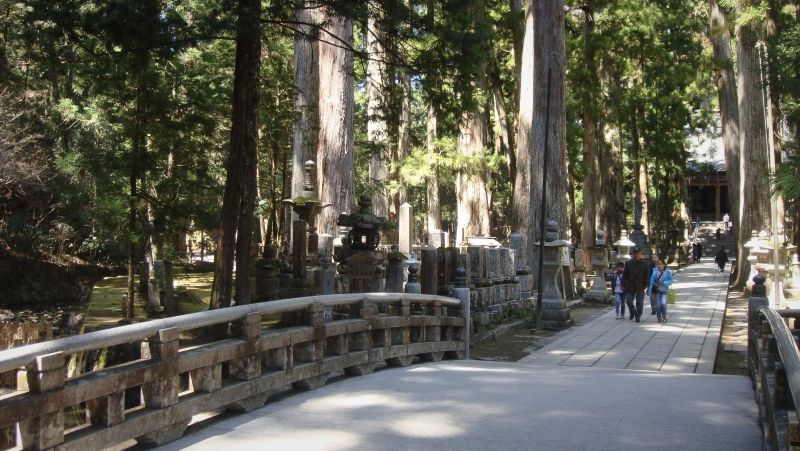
[{"left": 648, "top": 260, "right": 673, "bottom": 324}]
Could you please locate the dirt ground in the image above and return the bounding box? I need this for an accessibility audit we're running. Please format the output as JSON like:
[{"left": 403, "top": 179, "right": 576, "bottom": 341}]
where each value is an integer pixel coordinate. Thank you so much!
[
  {"left": 713, "top": 286, "right": 749, "bottom": 376},
  {"left": 471, "top": 289, "right": 749, "bottom": 376}
]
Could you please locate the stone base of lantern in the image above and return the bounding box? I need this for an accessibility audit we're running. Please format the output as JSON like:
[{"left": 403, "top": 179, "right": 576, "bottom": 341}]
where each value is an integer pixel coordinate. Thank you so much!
[
  {"left": 539, "top": 298, "right": 573, "bottom": 330},
  {"left": 583, "top": 269, "right": 611, "bottom": 304}
]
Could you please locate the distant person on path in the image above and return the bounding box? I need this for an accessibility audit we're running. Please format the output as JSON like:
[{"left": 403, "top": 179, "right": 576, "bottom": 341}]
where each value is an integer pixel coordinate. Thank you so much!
[
  {"left": 648, "top": 260, "right": 673, "bottom": 324},
  {"left": 716, "top": 228, "right": 721, "bottom": 240},
  {"left": 623, "top": 247, "right": 650, "bottom": 323},
  {"left": 611, "top": 262, "right": 626, "bottom": 319},
  {"left": 692, "top": 242, "right": 703, "bottom": 263},
  {"left": 715, "top": 247, "right": 730, "bottom": 273},
  {"left": 723, "top": 213, "right": 730, "bottom": 230},
  {"left": 649, "top": 254, "right": 659, "bottom": 315}
]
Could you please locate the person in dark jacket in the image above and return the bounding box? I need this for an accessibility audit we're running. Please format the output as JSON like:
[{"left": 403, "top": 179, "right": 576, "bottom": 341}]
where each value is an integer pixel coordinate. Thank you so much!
[
  {"left": 715, "top": 247, "right": 730, "bottom": 273},
  {"left": 623, "top": 248, "right": 650, "bottom": 323}
]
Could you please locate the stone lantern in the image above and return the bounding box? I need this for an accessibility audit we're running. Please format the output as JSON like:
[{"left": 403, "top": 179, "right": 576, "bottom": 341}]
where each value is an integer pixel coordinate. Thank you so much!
[
  {"left": 583, "top": 229, "right": 610, "bottom": 303},
  {"left": 756, "top": 229, "right": 796, "bottom": 306},
  {"left": 335, "top": 194, "right": 392, "bottom": 294},
  {"left": 282, "top": 160, "right": 328, "bottom": 296},
  {"left": 539, "top": 220, "right": 573, "bottom": 330},
  {"left": 613, "top": 230, "right": 636, "bottom": 263},
  {"left": 743, "top": 230, "right": 761, "bottom": 291},
  {"left": 337, "top": 195, "right": 391, "bottom": 251}
]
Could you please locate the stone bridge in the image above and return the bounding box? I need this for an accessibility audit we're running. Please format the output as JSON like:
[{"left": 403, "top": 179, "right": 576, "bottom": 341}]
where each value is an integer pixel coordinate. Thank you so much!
[
  {"left": 1, "top": 259, "right": 798, "bottom": 450},
  {"left": 0, "top": 294, "right": 465, "bottom": 450}
]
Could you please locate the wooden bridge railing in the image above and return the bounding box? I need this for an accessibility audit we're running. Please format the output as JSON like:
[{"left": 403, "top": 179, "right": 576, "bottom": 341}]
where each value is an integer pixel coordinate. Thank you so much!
[
  {"left": 748, "top": 275, "right": 800, "bottom": 451},
  {"left": 0, "top": 293, "right": 466, "bottom": 450}
]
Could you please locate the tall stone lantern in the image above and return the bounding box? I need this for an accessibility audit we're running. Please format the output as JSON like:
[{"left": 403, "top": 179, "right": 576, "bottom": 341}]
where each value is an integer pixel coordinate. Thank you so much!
[
  {"left": 613, "top": 230, "right": 636, "bottom": 263},
  {"left": 583, "top": 229, "right": 610, "bottom": 303},
  {"left": 756, "top": 229, "right": 795, "bottom": 306},
  {"left": 539, "top": 220, "right": 573, "bottom": 330},
  {"left": 743, "top": 230, "right": 761, "bottom": 291}
]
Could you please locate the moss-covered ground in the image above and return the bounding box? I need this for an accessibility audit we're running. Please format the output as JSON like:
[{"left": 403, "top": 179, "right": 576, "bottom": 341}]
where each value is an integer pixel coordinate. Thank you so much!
[{"left": 85, "top": 271, "right": 213, "bottom": 331}]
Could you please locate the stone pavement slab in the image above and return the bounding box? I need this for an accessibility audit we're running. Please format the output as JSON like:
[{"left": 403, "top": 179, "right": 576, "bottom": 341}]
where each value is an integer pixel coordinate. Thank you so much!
[
  {"left": 519, "top": 258, "right": 730, "bottom": 374},
  {"left": 157, "top": 360, "right": 760, "bottom": 451}
]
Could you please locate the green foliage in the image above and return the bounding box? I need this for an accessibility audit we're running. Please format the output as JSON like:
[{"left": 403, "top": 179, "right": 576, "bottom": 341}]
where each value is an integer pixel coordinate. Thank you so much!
[{"left": 773, "top": 154, "right": 800, "bottom": 208}]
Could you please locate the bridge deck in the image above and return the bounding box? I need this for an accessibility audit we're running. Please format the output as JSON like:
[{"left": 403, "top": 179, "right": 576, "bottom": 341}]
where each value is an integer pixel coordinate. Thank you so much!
[{"left": 157, "top": 257, "right": 760, "bottom": 450}]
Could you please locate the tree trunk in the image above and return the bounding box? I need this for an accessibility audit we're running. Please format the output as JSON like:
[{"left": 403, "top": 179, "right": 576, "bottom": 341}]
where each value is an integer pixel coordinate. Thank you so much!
[
  {"left": 292, "top": 1, "right": 319, "bottom": 199},
  {"left": 210, "top": 0, "right": 261, "bottom": 309},
  {"left": 734, "top": 0, "right": 772, "bottom": 287},
  {"left": 456, "top": 104, "right": 492, "bottom": 245},
  {"left": 511, "top": 0, "right": 534, "bottom": 241},
  {"left": 290, "top": 1, "right": 319, "bottom": 246},
  {"left": 490, "top": 56, "right": 515, "bottom": 182},
  {"left": 367, "top": 5, "right": 390, "bottom": 218},
  {"left": 317, "top": 8, "right": 355, "bottom": 236},
  {"left": 708, "top": 0, "right": 740, "bottom": 249},
  {"left": 396, "top": 68, "right": 411, "bottom": 211},
  {"left": 765, "top": 0, "right": 785, "bottom": 233},
  {"left": 599, "top": 60, "right": 625, "bottom": 243},
  {"left": 426, "top": 101, "right": 441, "bottom": 234},
  {"left": 580, "top": 2, "right": 600, "bottom": 270},
  {"left": 531, "top": 0, "right": 568, "bottom": 245}
]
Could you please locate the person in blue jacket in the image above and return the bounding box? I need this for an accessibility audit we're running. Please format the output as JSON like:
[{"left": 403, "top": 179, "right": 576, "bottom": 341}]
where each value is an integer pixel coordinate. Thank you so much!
[{"left": 648, "top": 260, "right": 673, "bottom": 323}]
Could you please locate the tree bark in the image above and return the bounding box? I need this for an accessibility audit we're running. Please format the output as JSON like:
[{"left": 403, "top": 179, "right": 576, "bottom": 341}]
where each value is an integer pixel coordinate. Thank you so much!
[
  {"left": 708, "top": 0, "right": 740, "bottom": 251},
  {"left": 580, "top": 2, "right": 600, "bottom": 270},
  {"left": 367, "top": 5, "right": 390, "bottom": 218},
  {"left": 530, "top": 0, "right": 568, "bottom": 247},
  {"left": 292, "top": 1, "right": 319, "bottom": 199},
  {"left": 426, "top": 101, "right": 441, "bottom": 233},
  {"left": 210, "top": 0, "right": 261, "bottom": 309},
  {"left": 396, "top": 68, "right": 411, "bottom": 211},
  {"left": 316, "top": 8, "right": 355, "bottom": 236},
  {"left": 511, "top": 0, "right": 534, "bottom": 240},
  {"left": 290, "top": 1, "right": 319, "bottom": 247},
  {"left": 490, "top": 56, "right": 515, "bottom": 182},
  {"left": 456, "top": 105, "right": 492, "bottom": 245},
  {"left": 734, "top": 0, "right": 772, "bottom": 287}
]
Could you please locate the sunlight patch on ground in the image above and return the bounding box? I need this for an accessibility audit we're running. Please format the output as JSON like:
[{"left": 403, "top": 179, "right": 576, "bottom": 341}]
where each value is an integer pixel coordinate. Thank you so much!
[
  {"left": 389, "top": 412, "right": 464, "bottom": 438},
  {"left": 300, "top": 392, "right": 413, "bottom": 411}
]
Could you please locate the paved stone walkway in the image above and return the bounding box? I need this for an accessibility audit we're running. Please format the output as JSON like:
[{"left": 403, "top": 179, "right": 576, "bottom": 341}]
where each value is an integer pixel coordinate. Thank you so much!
[
  {"left": 156, "top": 257, "right": 761, "bottom": 450},
  {"left": 519, "top": 256, "right": 729, "bottom": 373}
]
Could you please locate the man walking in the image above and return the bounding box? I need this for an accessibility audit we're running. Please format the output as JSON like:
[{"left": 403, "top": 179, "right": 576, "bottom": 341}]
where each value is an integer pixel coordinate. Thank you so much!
[{"left": 623, "top": 247, "right": 650, "bottom": 323}]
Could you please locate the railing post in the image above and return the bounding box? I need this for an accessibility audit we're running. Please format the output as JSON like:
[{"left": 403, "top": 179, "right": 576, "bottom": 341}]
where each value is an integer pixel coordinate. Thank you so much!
[
  {"left": 137, "top": 327, "right": 188, "bottom": 446},
  {"left": 749, "top": 275, "right": 769, "bottom": 379},
  {"left": 345, "top": 300, "right": 376, "bottom": 375},
  {"left": 226, "top": 312, "right": 267, "bottom": 412},
  {"left": 292, "top": 302, "right": 328, "bottom": 390},
  {"left": 18, "top": 352, "right": 65, "bottom": 450},
  {"left": 453, "top": 266, "right": 470, "bottom": 360}
]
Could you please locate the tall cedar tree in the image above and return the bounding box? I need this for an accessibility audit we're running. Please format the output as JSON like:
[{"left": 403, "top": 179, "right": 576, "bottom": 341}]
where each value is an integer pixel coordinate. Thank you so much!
[{"left": 210, "top": 0, "right": 261, "bottom": 309}]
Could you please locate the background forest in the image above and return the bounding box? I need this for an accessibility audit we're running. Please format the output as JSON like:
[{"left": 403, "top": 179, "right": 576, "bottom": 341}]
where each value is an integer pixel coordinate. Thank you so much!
[{"left": 1, "top": 0, "right": 798, "bottom": 311}]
